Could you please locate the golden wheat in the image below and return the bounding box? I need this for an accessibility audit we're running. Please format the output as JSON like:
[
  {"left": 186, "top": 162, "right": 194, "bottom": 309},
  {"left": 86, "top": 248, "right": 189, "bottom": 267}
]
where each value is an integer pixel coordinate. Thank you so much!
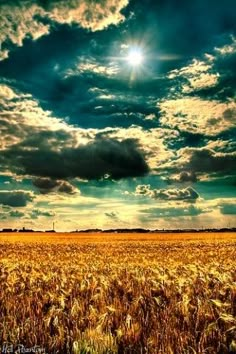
[{"left": 0, "top": 232, "right": 236, "bottom": 353}]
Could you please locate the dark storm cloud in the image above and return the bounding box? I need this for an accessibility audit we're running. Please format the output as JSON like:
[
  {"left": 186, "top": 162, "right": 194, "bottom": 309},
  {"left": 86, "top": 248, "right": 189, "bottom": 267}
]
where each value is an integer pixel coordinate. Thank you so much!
[
  {"left": 33, "top": 178, "right": 77, "bottom": 194},
  {"left": 58, "top": 181, "right": 77, "bottom": 194},
  {"left": 178, "top": 171, "right": 197, "bottom": 183},
  {"left": 0, "top": 191, "right": 34, "bottom": 207},
  {"left": 33, "top": 178, "right": 59, "bottom": 191},
  {"left": 186, "top": 149, "right": 236, "bottom": 174},
  {"left": 163, "top": 148, "right": 236, "bottom": 181},
  {"left": 1, "top": 138, "right": 149, "bottom": 180}
]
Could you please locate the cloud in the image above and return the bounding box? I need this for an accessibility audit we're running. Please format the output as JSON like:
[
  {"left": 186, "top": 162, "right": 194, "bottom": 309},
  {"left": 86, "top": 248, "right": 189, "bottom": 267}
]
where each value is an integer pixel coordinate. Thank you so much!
[
  {"left": 45, "top": 0, "right": 129, "bottom": 31},
  {"left": 0, "top": 205, "right": 54, "bottom": 220},
  {"left": 1, "top": 138, "right": 148, "bottom": 180},
  {"left": 0, "top": 84, "right": 18, "bottom": 100},
  {"left": 98, "top": 126, "right": 175, "bottom": 170},
  {"left": 159, "top": 97, "right": 236, "bottom": 136},
  {"left": 0, "top": 190, "right": 34, "bottom": 207},
  {"left": 186, "top": 148, "right": 236, "bottom": 174},
  {"left": 9, "top": 210, "right": 25, "bottom": 218},
  {"left": 105, "top": 211, "right": 119, "bottom": 220},
  {"left": 163, "top": 146, "right": 236, "bottom": 179},
  {"left": 70, "top": 61, "right": 118, "bottom": 77},
  {"left": 58, "top": 181, "right": 77, "bottom": 194},
  {"left": 0, "top": 84, "right": 153, "bottom": 181},
  {"left": 154, "top": 187, "right": 199, "bottom": 201},
  {"left": 160, "top": 34, "right": 236, "bottom": 136},
  {"left": 0, "top": 84, "right": 80, "bottom": 151},
  {"left": 33, "top": 178, "right": 59, "bottom": 192},
  {"left": 0, "top": 2, "right": 235, "bottom": 232},
  {"left": 135, "top": 184, "right": 152, "bottom": 196},
  {"left": 135, "top": 185, "right": 199, "bottom": 202},
  {"left": 0, "top": 0, "right": 129, "bottom": 59},
  {"left": 30, "top": 209, "right": 55, "bottom": 219},
  {"left": 166, "top": 35, "right": 236, "bottom": 101},
  {"left": 169, "top": 171, "right": 197, "bottom": 183},
  {"left": 33, "top": 178, "right": 77, "bottom": 194},
  {"left": 0, "top": 2, "right": 50, "bottom": 60},
  {"left": 140, "top": 205, "right": 204, "bottom": 219},
  {"left": 47, "top": 70, "right": 163, "bottom": 130},
  {"left": 168, "top": 58, "right": 219, "bottom": 93},
  {"left": 223, "top": 107, "right": 236, "bottom": 123}
]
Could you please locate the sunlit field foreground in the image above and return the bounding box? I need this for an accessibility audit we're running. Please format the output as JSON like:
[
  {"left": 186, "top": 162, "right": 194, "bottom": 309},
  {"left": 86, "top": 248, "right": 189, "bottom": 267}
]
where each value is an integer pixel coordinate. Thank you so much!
[{"left": 0, "top": 232, "right": 236, "bottom": 354}]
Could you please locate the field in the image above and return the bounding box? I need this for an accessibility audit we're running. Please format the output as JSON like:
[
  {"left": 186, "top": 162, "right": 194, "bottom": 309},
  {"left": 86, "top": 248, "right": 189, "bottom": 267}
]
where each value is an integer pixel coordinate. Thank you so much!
[{"left": 0, "top": 232, "right": 236, "bottom": 354}]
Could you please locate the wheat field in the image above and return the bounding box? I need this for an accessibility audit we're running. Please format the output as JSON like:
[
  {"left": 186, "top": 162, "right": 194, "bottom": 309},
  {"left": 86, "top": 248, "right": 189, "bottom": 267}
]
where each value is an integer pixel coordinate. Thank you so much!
[{"left": 0, "top": 232, "right": 236, "bottom": 354}]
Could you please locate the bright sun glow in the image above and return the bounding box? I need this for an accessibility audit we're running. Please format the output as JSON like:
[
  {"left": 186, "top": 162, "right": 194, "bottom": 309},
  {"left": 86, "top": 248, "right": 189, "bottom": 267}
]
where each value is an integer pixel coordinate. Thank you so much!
[{"left": 127, "top": 48, "right": 143, "bottom": 66}]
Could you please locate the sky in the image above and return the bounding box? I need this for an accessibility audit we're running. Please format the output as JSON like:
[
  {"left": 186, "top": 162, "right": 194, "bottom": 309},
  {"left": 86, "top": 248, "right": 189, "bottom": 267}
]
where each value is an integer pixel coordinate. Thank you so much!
[{"left": 0, "top": 0, "right": 235, "bottom": 231}]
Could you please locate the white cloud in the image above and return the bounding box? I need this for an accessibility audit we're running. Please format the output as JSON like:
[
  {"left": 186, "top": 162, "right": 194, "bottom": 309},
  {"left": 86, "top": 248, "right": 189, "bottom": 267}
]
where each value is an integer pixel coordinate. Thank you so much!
[
  {"left": 215, "top": 35, "right": 236, "bottom": 55},
  {"left": 65, "top": 57, "right": 119, "bottom": 78},
  {"left": 0, "top": 84, "right": 94, "bottom": 151},
  {"left": 48, "top": 0, "right": 129, "bottom": 32},
  {"left": 168, "top": 58, "right": 219, "bottom": 93},
  {"left": 159, "top": 97, "right": 236, "bottom": 136},
  {"left": 168, "top": 59, "right": 212, "bottom": 79},
  {"left": 0, "top": 3, "right": 50, "bottom": 59},
  {"left": 0, "top": 0, "right": 129, "bottom": 60},
  {"left": 135, "top": 185, "right": 199, "bottom": 202},
  {"left": 0, "top": 84, "right": 18, "bottom": 100}
]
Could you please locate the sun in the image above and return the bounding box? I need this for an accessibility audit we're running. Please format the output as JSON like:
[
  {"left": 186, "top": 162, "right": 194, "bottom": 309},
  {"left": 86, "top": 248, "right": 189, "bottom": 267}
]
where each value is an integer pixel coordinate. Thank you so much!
[{"left": 126, "top": 48, "right": 143, "bottom": 67}]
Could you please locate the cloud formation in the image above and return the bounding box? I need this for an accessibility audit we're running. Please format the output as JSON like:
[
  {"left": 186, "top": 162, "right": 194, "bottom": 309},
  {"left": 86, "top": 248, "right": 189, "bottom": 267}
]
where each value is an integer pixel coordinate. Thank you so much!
[
  {"left": 160, "top": 98, "right": 236, "bottom": 136},
  {"left": 105, "top": 211, "right": 119, "bottom": 220},
  {"left": 168, "top": 58, "right": 219, "bottom": 93},
  {"left": 135, "top": 185, "right": 199, "bottom": 202},
  {"left": 140, "top": 205, "right": 204, "bottom": 219},
  {"left": 0, "top": 190, "right": 34, "bottom": 207},
  {"left": 46, "top": 0, "right": 129, "bottom": 31},
  {"left": 33, "top": 178, "right": 77, "bottom": 194},
  {"left": 0, "top": 0, "right": 129, "bottom": 59},
  {"left": 0, "top": 1, "right": 235, "bottom": 230},
  {"left": 1, "top": 137, "right": 148, "bottom": 180},
  {"left": 167, "top": 171, "right": 197, "bottom": 184},
  {"left": 30, "top": 209, "right": 55, "bottom": 219},
  {"left": 185, "top": 149, "right": 236, "bottom": 174}
]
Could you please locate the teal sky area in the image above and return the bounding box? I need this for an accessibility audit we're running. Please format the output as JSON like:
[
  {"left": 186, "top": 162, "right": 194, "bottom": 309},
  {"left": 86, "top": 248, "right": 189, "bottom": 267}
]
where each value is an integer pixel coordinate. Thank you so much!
[{"left": 0, "top": 0, "right": 235, "bottom": 230}]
